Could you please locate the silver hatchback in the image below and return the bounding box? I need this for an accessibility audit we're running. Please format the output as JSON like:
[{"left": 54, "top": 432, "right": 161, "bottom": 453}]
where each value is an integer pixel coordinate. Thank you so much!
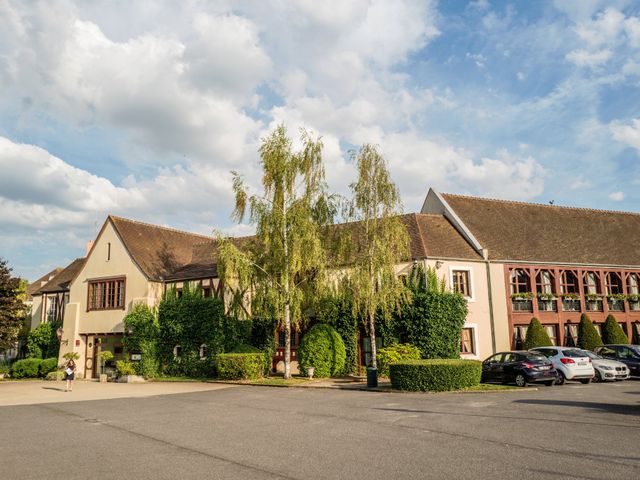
[{"left": 529, "top": 347, "right": 595, "bottom": 385}]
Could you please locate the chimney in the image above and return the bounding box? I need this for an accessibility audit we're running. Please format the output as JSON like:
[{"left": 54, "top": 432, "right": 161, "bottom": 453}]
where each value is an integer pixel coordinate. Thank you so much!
[{"left": 86, "top": 240, "right": 94, "bottom": 256}]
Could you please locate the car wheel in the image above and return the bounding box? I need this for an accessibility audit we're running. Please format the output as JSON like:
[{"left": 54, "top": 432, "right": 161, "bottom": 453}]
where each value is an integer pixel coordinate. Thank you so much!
[
  {"left": 515, "top": 373, "right": 527, "bottom": 387},
  {"left": 593, "top": 371, "right": 602, "bottom": 383},
  {"left": 555, "top": 371, "right": 566, "bottom": 385},
  {"left": 544, "top": 380, "right": 554, "bottom": 387},
  {"left": 579, "top": 378, "right": 591, "bottom": 385}
]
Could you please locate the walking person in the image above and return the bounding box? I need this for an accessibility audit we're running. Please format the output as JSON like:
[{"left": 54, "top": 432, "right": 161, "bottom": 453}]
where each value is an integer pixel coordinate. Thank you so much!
[{"left": 64, "top": 359, "right": 76, "bottom": 392}]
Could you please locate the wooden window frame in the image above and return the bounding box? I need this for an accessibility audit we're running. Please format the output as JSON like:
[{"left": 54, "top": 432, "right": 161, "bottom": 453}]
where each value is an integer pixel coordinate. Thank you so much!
[
  {"left": 460, "top": 327, "right": 476, "bottom": 355},
  {"left": 87, "top": 277, "right": 126, "bottom": 311},
  {"left": 559, "top": 270, "right": 579, "bottom": 294},
  {"left": 509, "top": 268, "right": 531, "bottom": 294},
  {"left": 451, "top": 268, "right": 472, "bottom": 299},
  {"left": 605, "top": 272, "right": 623, "bottom": 295}
]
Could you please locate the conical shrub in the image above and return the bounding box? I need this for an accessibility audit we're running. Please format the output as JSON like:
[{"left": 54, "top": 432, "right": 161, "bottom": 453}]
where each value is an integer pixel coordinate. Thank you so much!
[
  {"left": 602, "top": 314, "right": 629, "bottom": 344},
  {"left": 523, "top": 317, "right": 553, "bottom": 349},
  {"left": 577, "top": 313, "right": 603, "bottom": 351}
]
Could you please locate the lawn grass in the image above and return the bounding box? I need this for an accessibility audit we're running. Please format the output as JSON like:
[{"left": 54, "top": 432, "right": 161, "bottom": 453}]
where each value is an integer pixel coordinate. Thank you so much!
[{"left": 150, "top": 376, "right": 212, "bottom": 382}]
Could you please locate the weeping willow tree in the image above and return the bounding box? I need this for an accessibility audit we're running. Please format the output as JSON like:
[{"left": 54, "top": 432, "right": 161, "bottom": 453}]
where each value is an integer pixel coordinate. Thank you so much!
[
  {"left": 340, "top": 144, "right": 410, "bottom": 370},
  {"left": 217, "top": 125, "right": 334, "bottom": 378}
]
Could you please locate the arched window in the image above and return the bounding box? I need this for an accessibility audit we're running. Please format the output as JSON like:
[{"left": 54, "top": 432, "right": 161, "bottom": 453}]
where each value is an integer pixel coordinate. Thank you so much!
[
  {"left": 173, "top": 345, "right": 182, "bottom": 358},
  {"left": 199, "top": 344, "right": 208, "bottom": 360}
]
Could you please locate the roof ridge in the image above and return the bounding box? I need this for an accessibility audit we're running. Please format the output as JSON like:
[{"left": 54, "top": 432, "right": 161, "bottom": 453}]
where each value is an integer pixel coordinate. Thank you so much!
[
  {"left": 108, "top": 215, "right": 215, "bottom": 240},
  {"left": 442, "top": 193, "right": 640, "bottom": 217}
]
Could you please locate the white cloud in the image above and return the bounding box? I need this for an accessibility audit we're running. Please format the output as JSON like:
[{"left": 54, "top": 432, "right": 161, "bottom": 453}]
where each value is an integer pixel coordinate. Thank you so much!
[
  {"left": 566, "top": 48, "right": 612, "bottom": 67},
  {"left": 609, "top": 191, "right": 624, "bottom": 201},
  {"left": 611, "top": 118, "right": 640, "bottom": 150}
]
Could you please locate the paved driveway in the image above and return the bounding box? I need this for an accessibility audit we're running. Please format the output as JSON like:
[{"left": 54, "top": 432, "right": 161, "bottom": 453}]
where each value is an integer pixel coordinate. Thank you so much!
[{"left": 1, "top": 380, "right": 639, "bottom": 479}]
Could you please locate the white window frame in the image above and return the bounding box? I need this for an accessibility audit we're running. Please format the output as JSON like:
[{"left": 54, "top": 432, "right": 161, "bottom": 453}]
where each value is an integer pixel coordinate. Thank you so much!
[
  {"left": 449, "top": 266, "right": 475, "bottom": 302},
  {"left": 460, "top": 323, "right": 479, "bottom": 360}
]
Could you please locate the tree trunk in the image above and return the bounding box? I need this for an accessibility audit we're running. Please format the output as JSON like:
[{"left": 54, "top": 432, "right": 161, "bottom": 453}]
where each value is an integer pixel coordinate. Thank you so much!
[
  {"left": 368, "top": 310, "right": 377, "bottom": 369},
  {"left": 284, "top": 302, "right": 291, "bottom": 379}
]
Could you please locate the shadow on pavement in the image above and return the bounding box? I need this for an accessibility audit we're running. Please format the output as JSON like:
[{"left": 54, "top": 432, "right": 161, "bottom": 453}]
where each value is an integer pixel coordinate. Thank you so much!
[
  {"left": 514, "top": 399, "right": 639, "bottom": 416},
  {"left": 41, "top": 387, "right": 66, "bottom": 392}
]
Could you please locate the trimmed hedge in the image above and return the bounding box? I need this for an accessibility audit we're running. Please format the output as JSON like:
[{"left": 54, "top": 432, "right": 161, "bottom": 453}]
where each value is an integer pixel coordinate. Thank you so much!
[
  {"left": 39, "top": 358, "right": 58, "bottom": 377},
  {"left": 602, "top": 314, "right": 629, "bottom": 344},
  {"left": 216, "top": 353, "right": 264, "bottom": 380},
  {"left": 298, "top": 324, "right": 346, "bottom": 378},
  {"left": 46, "top": 371, "right": 65, "bottom": 381},
  {"left": 231, "top": 344, "right": 271, "bottom": 375},
  {"left": 377, "top": 343, "right": 421, "bottom": 378},
  {"left": 577, "top": 314, "right": 603, "bottom": 351},
  {"left": 390, "top": 359, "right": 482, "bottom": 392},
  {"left": 11, "top": 358, "right": 43, "bottom": 379},
  {"left": 523, "top": 318, "right": 553, "bottom": 349}
]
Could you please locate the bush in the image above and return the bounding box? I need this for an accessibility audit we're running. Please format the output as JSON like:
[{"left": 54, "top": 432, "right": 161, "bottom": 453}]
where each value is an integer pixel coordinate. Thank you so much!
[
  {"left": 394, "top": 291, "right": 468, "bottom": 359},
  {"left": 390, "top": 359, "right": 482, "bottom": 392},
  {"left": 377, "top": 344, "right": 421, "bottom": 378},
  {"left": 123, "top": 303, "right": 160, "bottom": 378},
  {"left": 116, "top": 360, "right": 136, "bottom": 377},
  {"left": 39, "top": 358, "right": 58, "bottom": 377},
  {"left": 216, "top": 353, "right": 264, "bottom": 380},
  {"left": 577, "top": 314, "right": 603, "bottom": 351},
  {"left": 46, "top": 371, "right": 65, "bottom": 381},
  {"left": 602, "top": 315, "right": 629, "bottom": 344},
  {"left": 315, "top": 295, "right": 359, "bottom": 375},
  {"left": 11, "top": 358, "right": 43, "bottom": 379},
  {"left": 523, "top": 318, "right": 553, "bottom": 349},
  {"left": 27, "top": 322, "right": 60, "bottom": 359},
  {"left": 298, "top": 324, "right": 346, "bottom": 378},
  {"left": 231, "top": 344, "right": 270, "bottom": 375}
]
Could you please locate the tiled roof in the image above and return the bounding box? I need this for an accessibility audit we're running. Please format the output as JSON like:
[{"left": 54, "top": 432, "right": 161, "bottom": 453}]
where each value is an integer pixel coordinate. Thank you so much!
[
  {"left": 442, "top": 193, "right": 640, "bottom": 266},
  {"left": 414, "top": 214, "right": 482, "bottom": 260},
  {"left": 27, "top": 268, "right": 62, "bottom": 299},
  {"left": 34, "top": 258, "right": 86, "bottom": 294},
  {"left": 109, "top": 216, "right": 215, "bottom": 281}
]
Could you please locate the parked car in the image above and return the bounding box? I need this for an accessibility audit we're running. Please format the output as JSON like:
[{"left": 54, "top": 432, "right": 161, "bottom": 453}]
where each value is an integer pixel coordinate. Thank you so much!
[
  {"left": 594, "top": 345, "right": 640, "bottom": 377},
  {"left": 481, "top": 351, "right": 557, "bottom": 387},
  {"left": 529, "top": 347, "right": 595, "bottom": 385},
  {"left": 581, "top": 350, "right": 629, "bottom": 382}
]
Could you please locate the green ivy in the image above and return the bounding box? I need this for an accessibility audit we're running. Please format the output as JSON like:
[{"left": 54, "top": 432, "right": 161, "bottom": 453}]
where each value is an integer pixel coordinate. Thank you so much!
[
  {"left": 123, "top": 303, "right": 160, "bottom": 378},
  {"left": 298, "top": 324, "right": 346, "bottom": 378}
]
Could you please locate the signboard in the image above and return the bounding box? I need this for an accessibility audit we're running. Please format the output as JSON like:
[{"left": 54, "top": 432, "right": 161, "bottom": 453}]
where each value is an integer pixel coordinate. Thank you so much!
[{"left": 130, "top": 354, "right": 142, "bottom": 361}]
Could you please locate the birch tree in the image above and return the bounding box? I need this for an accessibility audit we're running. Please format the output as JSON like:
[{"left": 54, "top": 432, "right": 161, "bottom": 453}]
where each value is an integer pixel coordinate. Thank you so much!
[
  {"left": 217, "top": 125, "right": 334, "bottom": 378},
  {"left": 341, "top": 145, "right": 409, "bottom": 370}
]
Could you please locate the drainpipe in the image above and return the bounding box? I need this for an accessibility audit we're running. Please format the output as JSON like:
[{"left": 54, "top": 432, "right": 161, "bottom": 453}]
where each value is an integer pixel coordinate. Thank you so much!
[{"left": 484, "top": 249, "right": 497, "bottom": 354}]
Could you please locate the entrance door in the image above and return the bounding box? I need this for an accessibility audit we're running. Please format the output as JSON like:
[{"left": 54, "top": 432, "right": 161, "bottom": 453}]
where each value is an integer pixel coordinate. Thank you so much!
[{"left": 84, "top": 336, "right": 98, "bottom": 379}]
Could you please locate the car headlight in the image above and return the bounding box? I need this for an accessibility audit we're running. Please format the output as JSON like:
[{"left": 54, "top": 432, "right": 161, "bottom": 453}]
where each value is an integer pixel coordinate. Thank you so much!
[{"left": 601, "top": 366, "right": 614, "bottom": 371}]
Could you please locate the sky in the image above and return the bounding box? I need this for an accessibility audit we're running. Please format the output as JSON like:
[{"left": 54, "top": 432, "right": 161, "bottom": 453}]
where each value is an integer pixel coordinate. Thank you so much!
[{"left": 1, "top": 0, "right": 640, "bottom": 281}]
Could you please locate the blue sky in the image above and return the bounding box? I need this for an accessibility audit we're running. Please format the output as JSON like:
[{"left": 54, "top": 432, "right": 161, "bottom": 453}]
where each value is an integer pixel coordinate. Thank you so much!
[{"left": 1, "top": 0, "right": 640, "bottom": 280}]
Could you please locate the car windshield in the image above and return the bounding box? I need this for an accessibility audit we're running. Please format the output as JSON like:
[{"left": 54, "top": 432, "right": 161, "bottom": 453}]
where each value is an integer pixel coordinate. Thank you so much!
[
  {"left": 583, "top": 351, "right": 601, "bottom": 360},
  {"left": 630, "top": 346, "right": 640, "bottom": 356},
  {"left": 563, "top": 349, "right": 588, "bottom": 358},
  {"left": 525, "top": 354, "right": 547, "bottom": 361}
]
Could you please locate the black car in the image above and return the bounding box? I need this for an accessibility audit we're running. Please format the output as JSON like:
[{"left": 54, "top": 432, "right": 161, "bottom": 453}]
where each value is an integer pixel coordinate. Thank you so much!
[
  {"left": 594, "top": 345, "right": 640, "bottom": 377},
  {"left": 481, "top": 351, "right": 558, "bottom": 387}
]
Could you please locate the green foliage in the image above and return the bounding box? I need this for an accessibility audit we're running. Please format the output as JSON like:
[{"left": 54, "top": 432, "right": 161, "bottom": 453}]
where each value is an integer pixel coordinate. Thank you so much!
[
  {"left": 602, "top": 314, "right": 629, "bottom": 344},
  {"left": 390, "top": 359, "right": 482, "bottom": 392},
  {"left": 123, "top": 303, "right": 160, "bottom": 378},
  {"left": 523, "top": 318, "right": 553, "bottom": 349},
  {"left": 62, "top": 352, "right": 79, "bottom": 361},
  {"left": 377, "top": 344, "right": 421, "bottom": 378},
  {"left": 394, "top": 289, "right": 468, "bottom": 359},
  {"left": 339, "top": 144, "right": 410, "bottom": 369},
  {"left": 231, "top": 343, "right": 271, "bottom": 375},
  {"left": 216, "top": 353, "right": 264, "bottom": 380},
  {"left": 45, "top": 370, "right": 65, "bottom": 381},
  {"left": 158, "top": 284, "right": 226, "bottom": 377},
  {"left": 577, "top": 314, "right": 603, "bottom": 350},
  {"left": 39, "top": 357, "right": 58, "bottom": 377},
  {"left": 298, "top": 324, "right": 346, "bottom": 378},
  {"left": 116, "top": 360, "right": 136, "bottom": 377},
  {"left": 217, "top": 125, "right": 335, "bottom": 378},
  {"left": 314, "top": 293, "right": 359, "bottom": 375},
  {"left": 26, "top": 322, "right": 60, "bottom": 359},
  {"left": 98, "top": 351, "right": 114, "bottom": 363},
  {"left": 0, "top": 258, "right": 28, "bottom": 351},
  {"left": 11, "top": 358, "right": 42, "bottom": 378}
]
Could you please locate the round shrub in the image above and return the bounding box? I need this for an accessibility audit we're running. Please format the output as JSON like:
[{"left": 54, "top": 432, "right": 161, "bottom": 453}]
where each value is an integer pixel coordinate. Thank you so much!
[
  {"left": 11, "top": 358, "right": 43, "bottom": 379},
  {"left": 577, "top": 314, "right": 603, "bottom": 351},
  {"left": 377, "top": 344, "right": 421, "bottom": 378},
  {"left": 523, "top": 318, "right": 553, "bottom": 349},
  {"left": 298, "top": 324, "right": 346, "bottom": 378},
  {"left": 39, "top": 358, "right": 59, "bottom": 377},
  {"left": 46, "top": 371, "right": 65, "bottom": 381},
  {"left": 602, "top": 315, "right": 629, "bottom": 344},
  {"left": 390, "top": 359, "right": 482, "bottom": 392},
  {"left": 216, "top": 353, "right": 264, "bottom": 380}
]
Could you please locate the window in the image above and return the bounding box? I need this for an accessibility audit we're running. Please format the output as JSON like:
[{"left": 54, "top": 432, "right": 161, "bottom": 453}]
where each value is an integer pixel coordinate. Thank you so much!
[
  {"left": 199, "top": 344, "right": 208, "bottom": 359},
  {"left": 583, "top": 271, "right": 601, "bottom": 295},
  {"left": 627, "top": 273, "right": 640, "bottom": 295},
  {"left": 460, "top": 328, "right": 475, "bottom": 354},
  {"left": 107, "top": 242, "right": 111, "bottom": 261},
  {"left": 88, "top": 278, "right": 125, "bottom": 310},
  {"left": 277, "top": 330, "right": 298, "bottom": 348},
  {"left": 564, "top": 323, "right": 578, "bottom": 347},
  {"left": 560, "top": 270, "right": 579, "bottom": 294},
  {"left": 544, "top": 325, "right": 558, "bottom": 346},
  {"left": 510, "top": 268, "right": 531, "bottom": 294},
  {"left": 513, "top": 325, "right": 528, "bottom": 349},
  {"left": 536, "top": 270, "right": 554, "bottom": 294},
  {"left": 605, "top": 272, "right": 623, "bottom": 294},
  {"left": 452, "top": 270, "right": 471, "bottom": 297},
  {"left": 173, "top": 345, "right": 182, "bottom": 358}
]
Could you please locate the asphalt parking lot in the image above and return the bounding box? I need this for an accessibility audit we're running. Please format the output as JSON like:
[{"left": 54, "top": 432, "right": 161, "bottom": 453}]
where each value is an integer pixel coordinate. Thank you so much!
[{"left": 1, "top": 380, "right": 639, "bottom": 479}]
